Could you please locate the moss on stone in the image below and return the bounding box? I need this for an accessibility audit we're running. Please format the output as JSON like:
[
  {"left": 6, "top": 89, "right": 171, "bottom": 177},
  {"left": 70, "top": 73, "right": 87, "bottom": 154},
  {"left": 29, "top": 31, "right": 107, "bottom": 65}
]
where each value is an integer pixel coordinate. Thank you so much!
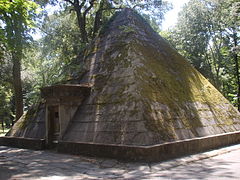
[{"left": 17, "top": 105, "right": 38, "bottom": 130}]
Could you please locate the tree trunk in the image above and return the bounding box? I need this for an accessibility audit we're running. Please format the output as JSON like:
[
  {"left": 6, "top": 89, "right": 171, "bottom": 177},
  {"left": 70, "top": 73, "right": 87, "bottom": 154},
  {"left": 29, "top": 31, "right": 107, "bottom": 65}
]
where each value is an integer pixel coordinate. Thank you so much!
[
  {"left": 92, "top": 0, "right": 104, "bottom": 38},
  {"left": 65, "top": 0, "right": 96, "bottom": 43},
  {"left": 75, "top": 5, "right": 88, "bottom": 43},
  {"left": 12, "top": 52, "right": 23, "bottom": 121},
  {"left": 233, "top": 31, "right": 240, "bottom": 111}
]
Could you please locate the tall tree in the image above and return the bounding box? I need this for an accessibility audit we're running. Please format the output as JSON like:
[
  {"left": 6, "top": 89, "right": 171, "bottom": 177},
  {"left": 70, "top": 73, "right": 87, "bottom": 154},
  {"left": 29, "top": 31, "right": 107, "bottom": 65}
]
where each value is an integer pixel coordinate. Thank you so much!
[
  {"left": 226, "top": 0, "right": 240, "bottom": 110},
  {"left": 0, "top": 0, "right": 38, "bottom": 121}
]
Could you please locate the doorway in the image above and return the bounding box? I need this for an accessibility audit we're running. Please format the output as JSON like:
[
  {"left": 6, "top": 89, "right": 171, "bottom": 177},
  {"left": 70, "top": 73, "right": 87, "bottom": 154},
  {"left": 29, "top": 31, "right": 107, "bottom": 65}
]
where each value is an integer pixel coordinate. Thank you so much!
[{"left": 48, "top": 106, "right": 60, "bottom": 144}]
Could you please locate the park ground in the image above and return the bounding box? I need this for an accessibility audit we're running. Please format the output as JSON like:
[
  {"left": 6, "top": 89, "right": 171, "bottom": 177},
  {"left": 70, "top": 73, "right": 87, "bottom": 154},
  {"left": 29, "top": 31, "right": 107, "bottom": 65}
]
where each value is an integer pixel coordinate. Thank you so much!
[
  {"left": 1, "top": 144, "right": 240, "bottom": 179},
  {"left": 0, "top": 128, "right": 9, "bottom": 137}
]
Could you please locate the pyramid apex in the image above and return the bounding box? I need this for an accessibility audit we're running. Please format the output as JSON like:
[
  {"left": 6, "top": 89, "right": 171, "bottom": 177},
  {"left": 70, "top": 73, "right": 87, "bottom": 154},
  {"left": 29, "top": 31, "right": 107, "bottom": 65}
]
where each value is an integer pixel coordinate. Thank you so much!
[{"left": 99, "top": 7, "right": 161, "bottom": 43}]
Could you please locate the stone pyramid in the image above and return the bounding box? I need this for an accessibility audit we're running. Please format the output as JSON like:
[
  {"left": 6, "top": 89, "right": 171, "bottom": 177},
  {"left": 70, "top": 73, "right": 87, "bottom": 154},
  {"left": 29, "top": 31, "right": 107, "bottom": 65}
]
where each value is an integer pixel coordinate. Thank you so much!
[
  {"left": 61, "top": 9, "right": 240, "bottom": 145},
  {"left": 5, "top": 9, "right": 240, "bottom": 151}
]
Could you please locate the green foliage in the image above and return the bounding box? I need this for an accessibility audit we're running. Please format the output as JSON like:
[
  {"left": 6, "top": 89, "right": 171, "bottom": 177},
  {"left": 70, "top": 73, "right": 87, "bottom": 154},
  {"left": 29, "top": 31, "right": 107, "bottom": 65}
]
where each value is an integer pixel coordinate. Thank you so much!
[
  {"left": 0, "top": 0, "right": 39, "bottom": 46},
  {"left": 120, "top": 0, "right": 172, "bottom": 26},
  {"left": 22, "top": 41, "right": 70, "bottom": 106},
  {"left": 0, "top": 85, "right": 13, "bottom": 125},
  {"left": 22, "top": 9, "right": 84, "bottom": 105},
  {"left": 0, "top": 0, "right": 40, "bottom": 121},
  {"left": 41, "top": 10, "right": 82, "bottom": 65},
  {"left": 0, "top": 57, "right": 14, "bottom": 127},
  {"left": 164, "top": 0, "right": 240, "bottom": 106},
  {"left": 62, "top": 0, "right": 172, "bottom": 42}
]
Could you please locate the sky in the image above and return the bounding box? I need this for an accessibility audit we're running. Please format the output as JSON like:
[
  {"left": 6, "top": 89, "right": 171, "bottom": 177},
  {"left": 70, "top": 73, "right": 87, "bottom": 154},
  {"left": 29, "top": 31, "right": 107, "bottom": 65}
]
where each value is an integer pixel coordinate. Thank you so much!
[{"left": 162, "top": 0, "right": 190, "bottom": 30}]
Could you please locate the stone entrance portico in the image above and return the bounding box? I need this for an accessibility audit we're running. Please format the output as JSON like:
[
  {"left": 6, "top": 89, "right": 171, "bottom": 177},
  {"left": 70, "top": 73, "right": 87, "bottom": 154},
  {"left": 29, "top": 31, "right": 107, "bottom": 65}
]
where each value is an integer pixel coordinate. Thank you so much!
[{"left": 41, "top": 84, "right": 91, "bottom": 146}]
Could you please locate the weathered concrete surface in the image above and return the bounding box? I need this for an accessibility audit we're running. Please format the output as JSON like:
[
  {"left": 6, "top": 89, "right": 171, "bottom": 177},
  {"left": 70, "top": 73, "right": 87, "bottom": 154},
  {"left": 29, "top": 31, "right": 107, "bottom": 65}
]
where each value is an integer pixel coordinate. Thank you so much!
[
  {"left": 6, "top": 103, "right": 46, "bottom": 139},
  {"left": 2, "top": 130, "right": 240, "bottom": 162},
  {"left": 58, "top": 130, "right": 240, "bottom": 162},
  {"left": 63, "top": 8, "right": 240, "bottom": 145},
  {"left": 5, "top": 9, "right": 240, "bottom": 149},
  {"left": 1, "top": 144, "right": 240, "bottom": 180}
]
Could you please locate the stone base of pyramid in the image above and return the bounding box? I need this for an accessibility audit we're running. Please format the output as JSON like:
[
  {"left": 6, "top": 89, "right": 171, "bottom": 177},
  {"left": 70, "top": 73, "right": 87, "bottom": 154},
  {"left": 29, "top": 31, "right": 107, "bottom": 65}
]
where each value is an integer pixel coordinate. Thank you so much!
[
  {"left": 1, "top": 131, "right": 240, "bottom": 162},
  {"left": 0, "top": 136, "right": 45, "bottom": 150}
]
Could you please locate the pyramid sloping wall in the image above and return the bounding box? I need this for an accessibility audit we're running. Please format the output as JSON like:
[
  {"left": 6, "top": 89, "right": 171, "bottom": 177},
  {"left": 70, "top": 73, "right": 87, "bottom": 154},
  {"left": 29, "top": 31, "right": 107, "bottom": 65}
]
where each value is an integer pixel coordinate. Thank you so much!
[
  {"left": 6, "top": 104, "right": 45, "bottom": 139},
  {"left": 62, "top": 9, "right": 240, "bottom": 145}
]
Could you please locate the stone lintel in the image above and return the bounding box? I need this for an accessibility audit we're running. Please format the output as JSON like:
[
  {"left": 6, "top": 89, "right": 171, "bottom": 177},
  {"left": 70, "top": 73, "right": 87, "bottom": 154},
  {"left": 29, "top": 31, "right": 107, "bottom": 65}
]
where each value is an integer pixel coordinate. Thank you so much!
[{"left": 41, "top": 84, "right": 91, "bottom": 100}]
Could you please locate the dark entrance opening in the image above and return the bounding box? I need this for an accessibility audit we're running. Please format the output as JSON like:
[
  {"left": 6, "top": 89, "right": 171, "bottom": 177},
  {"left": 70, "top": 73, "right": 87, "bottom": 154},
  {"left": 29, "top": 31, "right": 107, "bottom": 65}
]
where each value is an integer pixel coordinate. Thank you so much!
[{"left": 48, "top": 106, "right": 60, "bottom": 146}]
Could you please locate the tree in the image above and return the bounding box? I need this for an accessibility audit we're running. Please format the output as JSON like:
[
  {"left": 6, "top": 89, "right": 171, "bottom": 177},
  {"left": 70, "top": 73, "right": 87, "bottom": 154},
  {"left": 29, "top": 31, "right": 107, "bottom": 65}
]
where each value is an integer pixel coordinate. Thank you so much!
[
  {"left": 166, "top": 0, "right": 214, "bottom": 81},
  {"left": 0, "top": 0, "right": 39, "bottom": 121},
  {"left": 224, "top": 0, "right": 240, "bottom": 110},
  {"left": 0, "top": 48, "right": 13, "bottom": 128},
  {"left": 164, "top": 0, "right": 240, "bottom": 109},
  {"left": 63, "top": 0, "right": 171, "bottom": 43},
  {"left": 21, "top": 9, "right": 84, "bottom": 106}
]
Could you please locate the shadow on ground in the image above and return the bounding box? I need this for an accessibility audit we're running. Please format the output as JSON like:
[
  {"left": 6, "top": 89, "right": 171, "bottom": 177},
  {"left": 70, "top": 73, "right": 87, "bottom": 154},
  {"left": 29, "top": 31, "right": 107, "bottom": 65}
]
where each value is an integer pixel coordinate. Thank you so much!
[{"left": 0, "top": 146, "right": 239, "bottom": 179}]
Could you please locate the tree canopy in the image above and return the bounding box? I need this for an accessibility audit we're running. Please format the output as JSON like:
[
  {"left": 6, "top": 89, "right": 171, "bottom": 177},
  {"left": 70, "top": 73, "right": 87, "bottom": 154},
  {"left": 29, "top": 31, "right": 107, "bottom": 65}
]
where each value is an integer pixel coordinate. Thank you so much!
[
  {"left": 0, "top": 0, "right": 39, "bottom": 121},
  {"left": 163, "top": 0, "right": 240, "bottom": 109}
]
